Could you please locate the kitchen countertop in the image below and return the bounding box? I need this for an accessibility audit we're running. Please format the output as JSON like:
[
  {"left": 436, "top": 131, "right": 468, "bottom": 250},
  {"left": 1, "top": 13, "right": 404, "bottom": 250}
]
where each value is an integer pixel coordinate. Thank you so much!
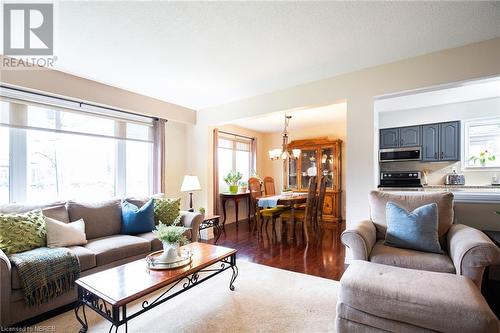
[
  {"left": 378, "top": 185, "right": 500, "bottom": 202},
  {"left": 379, "top": 185, "right": 500, "bottom": 192},
  {"left": 423, "top": 185, "right": 500, "bottom": 189}
]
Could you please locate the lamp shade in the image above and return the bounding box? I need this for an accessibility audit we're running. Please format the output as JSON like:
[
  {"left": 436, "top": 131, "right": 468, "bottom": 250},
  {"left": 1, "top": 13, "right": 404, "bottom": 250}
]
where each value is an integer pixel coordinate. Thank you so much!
[{"left": 181, "top": 175, "right": 201, "bottom": 192}]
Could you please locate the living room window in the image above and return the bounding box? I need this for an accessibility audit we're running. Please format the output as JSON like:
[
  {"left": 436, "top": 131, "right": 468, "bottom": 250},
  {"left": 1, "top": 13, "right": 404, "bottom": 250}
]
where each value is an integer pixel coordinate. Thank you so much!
[
  {"left": 464, "top": 117, "right": 500, "bottom": 169},
  {"left": 0, "top": 91, "right": 156, "bottom": 204}
]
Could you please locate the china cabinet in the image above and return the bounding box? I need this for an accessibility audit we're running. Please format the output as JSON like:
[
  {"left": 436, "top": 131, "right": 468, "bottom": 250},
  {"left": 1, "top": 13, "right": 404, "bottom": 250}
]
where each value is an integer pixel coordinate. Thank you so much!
[{"left": 286, "top": 138, "right": 342, "bottom": 224}]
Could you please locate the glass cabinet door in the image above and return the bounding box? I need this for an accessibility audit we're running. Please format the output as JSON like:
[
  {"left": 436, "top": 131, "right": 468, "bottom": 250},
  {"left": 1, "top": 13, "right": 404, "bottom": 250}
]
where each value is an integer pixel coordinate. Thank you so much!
[
  {"left": 320, "top": 146, "right": 335, "bottom": 189},
  {"left": 300, "top": 149, "right": 318, "bottom": 189},
  {"left": 288, "top": 157, "right": 298, "bottom": 190}
]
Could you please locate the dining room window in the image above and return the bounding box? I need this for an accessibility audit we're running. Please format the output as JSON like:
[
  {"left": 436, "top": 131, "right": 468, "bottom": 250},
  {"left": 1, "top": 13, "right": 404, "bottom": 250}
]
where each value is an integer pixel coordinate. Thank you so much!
[{"left": 216, "top": 133, "right": 255, "bottom": 193}]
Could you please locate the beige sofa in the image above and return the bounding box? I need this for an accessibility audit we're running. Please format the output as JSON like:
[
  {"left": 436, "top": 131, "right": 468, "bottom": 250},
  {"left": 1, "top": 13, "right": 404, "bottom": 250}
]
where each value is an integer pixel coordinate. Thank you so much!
[
  {"left": 341, "top": 191, "right": 500, "bottom": 289},
  {"left": 0, "top": 198, "right": 202, "bottom": 326}
]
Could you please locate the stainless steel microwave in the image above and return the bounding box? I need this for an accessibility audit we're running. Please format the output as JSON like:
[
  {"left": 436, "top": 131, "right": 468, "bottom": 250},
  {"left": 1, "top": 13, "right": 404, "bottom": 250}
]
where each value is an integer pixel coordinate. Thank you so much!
[{"left": 379, "top": 147, "right": 421, "bottom": 162}]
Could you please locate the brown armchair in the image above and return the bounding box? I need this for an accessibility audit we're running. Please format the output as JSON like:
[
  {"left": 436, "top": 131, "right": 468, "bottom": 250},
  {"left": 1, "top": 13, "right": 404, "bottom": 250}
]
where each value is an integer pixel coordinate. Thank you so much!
[{"left": 341, "top": 191, "right": 500, "bottom": 288}]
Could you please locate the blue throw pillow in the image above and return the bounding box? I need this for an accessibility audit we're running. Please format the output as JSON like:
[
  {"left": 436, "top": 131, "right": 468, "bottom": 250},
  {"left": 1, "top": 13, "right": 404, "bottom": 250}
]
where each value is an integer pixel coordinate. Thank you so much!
[
  {"left": 121, "top": 199, "right": 155, "bottom": 234},
  {"left": 384, "top": 202, "right": 443, "bottom": 254}
]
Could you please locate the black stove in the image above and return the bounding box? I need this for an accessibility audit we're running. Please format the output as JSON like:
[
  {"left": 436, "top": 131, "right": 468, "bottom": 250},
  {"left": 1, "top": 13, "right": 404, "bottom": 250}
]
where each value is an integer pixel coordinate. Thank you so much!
[{"left": 379, "top": 171, "right": 422, "bottom": 188}]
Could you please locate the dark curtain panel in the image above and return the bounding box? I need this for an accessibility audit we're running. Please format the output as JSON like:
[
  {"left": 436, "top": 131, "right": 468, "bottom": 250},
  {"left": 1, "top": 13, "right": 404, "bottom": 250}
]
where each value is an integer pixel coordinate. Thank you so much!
[
  {"left": 153, "top": 118, "right": 167, "bottom": 194},
  {"left": 213, "top": 128, "right": 219, "bottom": 214}
]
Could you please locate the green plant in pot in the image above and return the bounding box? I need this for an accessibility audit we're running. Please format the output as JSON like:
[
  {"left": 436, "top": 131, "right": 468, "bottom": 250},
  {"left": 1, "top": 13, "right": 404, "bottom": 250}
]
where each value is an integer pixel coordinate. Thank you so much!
[
  {"left": 198, "top": 207, "right": 206, "bottom": 217},
  {"left": 152, "top": 220, "right": 188, "bottom": 262},
  {"left": 469, "top": 150, "right": 496, "bottom": 167},
  {"left": 224, "top": 170, "right": 242, "bottom": 194}
]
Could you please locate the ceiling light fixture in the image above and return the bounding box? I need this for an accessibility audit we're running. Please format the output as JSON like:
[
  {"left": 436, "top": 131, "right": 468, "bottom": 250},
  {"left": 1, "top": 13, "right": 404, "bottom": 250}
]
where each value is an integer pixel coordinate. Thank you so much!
[{"left": 269, "top": 114, "right": 301, "bottom": 160}]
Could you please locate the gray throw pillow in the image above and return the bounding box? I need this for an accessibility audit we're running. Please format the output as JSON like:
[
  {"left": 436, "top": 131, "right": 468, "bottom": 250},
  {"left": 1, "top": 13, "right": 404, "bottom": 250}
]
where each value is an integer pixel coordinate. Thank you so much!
[{"left": 384, "top": 202, "right": 443, "bottom": 254}]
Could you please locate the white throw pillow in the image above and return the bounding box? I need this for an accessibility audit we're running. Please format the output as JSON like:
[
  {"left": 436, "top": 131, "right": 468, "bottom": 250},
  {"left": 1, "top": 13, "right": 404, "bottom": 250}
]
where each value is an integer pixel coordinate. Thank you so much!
[{"left": 46, "top": 217, "right": 87, "bottom": 248}]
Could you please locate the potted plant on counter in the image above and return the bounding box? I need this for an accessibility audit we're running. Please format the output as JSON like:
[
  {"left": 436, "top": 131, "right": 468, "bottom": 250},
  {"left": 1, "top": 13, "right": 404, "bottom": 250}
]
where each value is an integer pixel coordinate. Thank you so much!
[
  {"left": 224, "top": 171, "right": 242, "bottom": 194},
  {"left": 469, "top": 150, "right": 496, "bottom": 167},
  {"left": 198, "top": 207, "right": 206, "bottom": 218},
  {"left": 153, "top": 222, "right": 188, "bottom": 262}
]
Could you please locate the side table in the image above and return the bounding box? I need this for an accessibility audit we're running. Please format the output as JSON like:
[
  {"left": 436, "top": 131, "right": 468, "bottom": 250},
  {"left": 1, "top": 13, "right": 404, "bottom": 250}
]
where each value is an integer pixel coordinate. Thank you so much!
[
  {"left": 220, "top": 192, "right": 251, "bottom": 231},
  {"left": 199, "top": 215, "right": 222, "bottom": 244}
]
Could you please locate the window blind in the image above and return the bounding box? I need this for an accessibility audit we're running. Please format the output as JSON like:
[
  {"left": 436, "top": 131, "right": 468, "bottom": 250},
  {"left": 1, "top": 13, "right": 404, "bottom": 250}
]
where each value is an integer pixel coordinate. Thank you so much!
[{"left": 0, "top": 85, "right": 154, "bottom": 142}]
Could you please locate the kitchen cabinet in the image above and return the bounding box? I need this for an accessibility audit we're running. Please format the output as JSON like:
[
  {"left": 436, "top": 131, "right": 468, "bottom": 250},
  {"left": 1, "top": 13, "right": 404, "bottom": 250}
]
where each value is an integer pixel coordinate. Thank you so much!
[
  {"left": 422, "top": 124, "right": 440, "bottom": 161},
  {"left": 287, "top": 137, "right": 342, "bottom": 224},
  {"left": 421, "top": 121, "right": 460, "bottom": 162},
  {"left": 440, "top": 122, "right": 460, "bottom": 161},
  {"left": 380, "top": 128, "right": 399, "bottom": 149},
  {"left": 380, "top": 126, "right": 420, "bottom": 149},
  {"left": 400, "top": 126, "right": 421, "bottom": 147}
]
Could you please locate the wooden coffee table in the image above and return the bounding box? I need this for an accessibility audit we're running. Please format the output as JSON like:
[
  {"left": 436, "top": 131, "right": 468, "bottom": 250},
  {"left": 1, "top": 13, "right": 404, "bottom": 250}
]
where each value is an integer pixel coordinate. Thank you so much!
[{"left": 74, "top": 242, "right": 238, "bottom": 333}]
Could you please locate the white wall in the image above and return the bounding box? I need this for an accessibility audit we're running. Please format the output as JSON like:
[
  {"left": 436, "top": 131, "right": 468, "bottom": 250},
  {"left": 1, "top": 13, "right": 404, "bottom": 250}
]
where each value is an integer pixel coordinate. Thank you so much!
[
  {"left": 164, "top": 121, "right": 190, "bottom": 209},
  {"left": 379, "top": 97, "right": 500, "bottom": 185},
  {"left": 194, "top": 38, "right": 500, "bottom": 230}
]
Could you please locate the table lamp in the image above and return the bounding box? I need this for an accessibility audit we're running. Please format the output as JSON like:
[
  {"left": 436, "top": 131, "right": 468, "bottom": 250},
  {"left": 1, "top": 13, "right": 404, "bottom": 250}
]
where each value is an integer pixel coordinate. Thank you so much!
[{"left": 181, "top": 175, "right": 201, "bottom": 212}]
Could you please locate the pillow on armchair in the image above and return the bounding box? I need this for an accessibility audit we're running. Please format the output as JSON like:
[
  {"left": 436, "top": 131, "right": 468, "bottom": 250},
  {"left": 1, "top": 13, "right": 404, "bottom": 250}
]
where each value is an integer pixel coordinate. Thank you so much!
[{"left": 385, "top": 202, "right": 443, "bottom": 254}]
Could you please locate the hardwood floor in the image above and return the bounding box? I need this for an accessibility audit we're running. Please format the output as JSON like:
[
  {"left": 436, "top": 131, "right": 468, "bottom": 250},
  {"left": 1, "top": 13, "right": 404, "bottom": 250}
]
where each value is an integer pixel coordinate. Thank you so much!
[{"left": 205, "top": 219, "right": 347, "bottom": 281}]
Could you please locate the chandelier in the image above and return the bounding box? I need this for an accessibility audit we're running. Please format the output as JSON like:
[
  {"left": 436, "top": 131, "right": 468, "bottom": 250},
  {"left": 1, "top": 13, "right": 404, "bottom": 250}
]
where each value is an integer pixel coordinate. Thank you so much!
[{"left": 268, "top": 114, "right": 301, "bottom": 160}]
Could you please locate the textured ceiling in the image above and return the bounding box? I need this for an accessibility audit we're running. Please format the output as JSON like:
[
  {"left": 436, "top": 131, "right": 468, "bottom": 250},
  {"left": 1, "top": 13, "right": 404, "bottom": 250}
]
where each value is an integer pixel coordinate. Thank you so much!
[{"left": 44, "top": 1, "right": 500, "bottom": 109}]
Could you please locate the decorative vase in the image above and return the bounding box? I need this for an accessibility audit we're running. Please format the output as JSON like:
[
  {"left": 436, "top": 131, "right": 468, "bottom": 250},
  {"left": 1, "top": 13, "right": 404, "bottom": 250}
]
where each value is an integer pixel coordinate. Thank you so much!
[
  {"left": 158, "top": 241, "right": 180, "bottom": 262},
  {"left": 480, "top": 160, "right": 486, "bottom": 167},
  {"left": 239, "top": 186, "right": 247, "bottom": 193},
  {"left": 229, "top": 185, "right": 238, "bottom": 194}
]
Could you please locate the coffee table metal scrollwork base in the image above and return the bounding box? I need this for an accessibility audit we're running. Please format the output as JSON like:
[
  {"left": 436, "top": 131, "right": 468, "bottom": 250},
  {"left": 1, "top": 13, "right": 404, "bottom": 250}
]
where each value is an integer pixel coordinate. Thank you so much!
[{"left": 74, "top": 243, "right": 237, "bottom": 333}]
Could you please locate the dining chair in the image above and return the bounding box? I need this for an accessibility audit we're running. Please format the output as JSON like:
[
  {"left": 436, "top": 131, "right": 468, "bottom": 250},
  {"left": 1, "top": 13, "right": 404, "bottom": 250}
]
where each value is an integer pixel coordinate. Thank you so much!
[
  {"left": 249, "top": 177, "right": 286, "bottom": 234},
  {"left": 280, "top": 176, "right": 317, "bottom": 240},
  {"left": 263, "top": 176, "right": 276, "bottom": 195},
  {"left": 314, "top": 176, "right": 328, "bottom": 232}
]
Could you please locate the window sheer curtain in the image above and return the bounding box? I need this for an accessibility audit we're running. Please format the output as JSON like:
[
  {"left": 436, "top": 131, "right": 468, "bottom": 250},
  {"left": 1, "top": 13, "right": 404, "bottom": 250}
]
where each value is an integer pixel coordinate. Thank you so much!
[{"left": 153, "top": 118, "right": 167, "bottom": 194}]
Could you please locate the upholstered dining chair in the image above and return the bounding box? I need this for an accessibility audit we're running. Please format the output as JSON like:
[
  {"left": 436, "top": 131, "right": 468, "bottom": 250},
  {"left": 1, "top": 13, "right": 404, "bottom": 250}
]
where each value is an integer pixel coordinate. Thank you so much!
[
  {"left": 281, "top": 176, "right": 317, "bottom": 239},
  {"left": 263, "top": 176, "right": 276, "bottom": 195},
  {"left": 249, "top": 177, "right": 286, "bottom": 233},
  {"left": 341, "top": 191, "right": 500, "bottom": 289}
]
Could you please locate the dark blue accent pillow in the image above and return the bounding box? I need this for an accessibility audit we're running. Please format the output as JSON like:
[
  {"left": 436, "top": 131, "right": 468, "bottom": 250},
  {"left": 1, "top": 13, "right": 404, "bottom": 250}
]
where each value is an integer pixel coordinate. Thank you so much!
[
  {"left": 384, "top": 202, "right": 443, "bottom": 254},
  {"left": 121, "top": 199, "right": 155, "bottom": 234}
]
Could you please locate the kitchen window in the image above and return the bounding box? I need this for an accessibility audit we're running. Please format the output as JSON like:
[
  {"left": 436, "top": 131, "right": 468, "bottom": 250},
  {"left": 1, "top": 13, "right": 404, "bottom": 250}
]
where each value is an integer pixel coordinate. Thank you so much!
[
  {"left": 464, "top": 117, "right": 500, "bottom": 169},
  {"left": 0, "top": 94, "right": 155, "bottom": 204}
]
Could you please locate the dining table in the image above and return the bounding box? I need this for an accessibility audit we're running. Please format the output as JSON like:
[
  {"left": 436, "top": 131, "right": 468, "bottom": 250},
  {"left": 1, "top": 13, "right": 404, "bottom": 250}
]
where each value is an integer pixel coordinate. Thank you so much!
[{"left": 257, "top": 192, "right": 310, "bottom": 241}]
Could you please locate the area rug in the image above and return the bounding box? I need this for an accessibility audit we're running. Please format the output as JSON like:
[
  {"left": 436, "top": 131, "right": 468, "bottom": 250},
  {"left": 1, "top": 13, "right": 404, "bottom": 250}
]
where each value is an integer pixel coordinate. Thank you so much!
[{"left": 33, "top": 260, "right": 339, "bottom": 332}]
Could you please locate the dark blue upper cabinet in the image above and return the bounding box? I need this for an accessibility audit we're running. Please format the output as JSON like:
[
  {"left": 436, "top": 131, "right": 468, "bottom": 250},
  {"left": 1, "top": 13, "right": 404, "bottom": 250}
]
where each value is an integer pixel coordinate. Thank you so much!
[
  {"left": 440, "top": 121, "right": 460, "bottom": 161},
  {"left": 380, "top": 121, "right": 460, "bottom": 162},
  {"left": 422, "top": 124, "right": 440, "bottom": 161},
  {"left": 400, "top": 126, "right": 421, "bottom": 147},
  {"left": 380, "top": 128, "right": 399, "bottom": 149}
]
